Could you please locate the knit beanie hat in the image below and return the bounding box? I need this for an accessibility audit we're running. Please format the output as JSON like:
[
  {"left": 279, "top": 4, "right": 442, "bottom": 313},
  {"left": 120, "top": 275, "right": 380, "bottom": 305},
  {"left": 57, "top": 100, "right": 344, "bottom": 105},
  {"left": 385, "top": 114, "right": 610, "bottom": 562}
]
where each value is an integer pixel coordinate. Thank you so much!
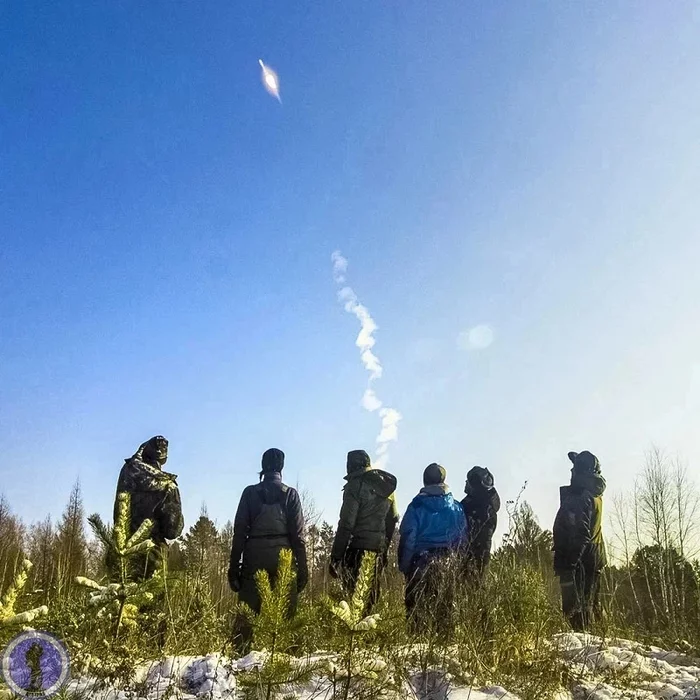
[{"left": 423, "top": 462, "right": 447, "bottom": 486}]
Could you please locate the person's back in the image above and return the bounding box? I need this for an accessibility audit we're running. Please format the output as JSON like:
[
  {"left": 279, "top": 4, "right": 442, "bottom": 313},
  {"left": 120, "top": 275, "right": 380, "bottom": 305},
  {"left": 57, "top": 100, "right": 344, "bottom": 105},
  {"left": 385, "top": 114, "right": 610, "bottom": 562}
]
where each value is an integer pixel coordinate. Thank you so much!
[
  {"left": 113, "top": 436, "right": 184, "bottom": 580},
  {"left": 398, "top": 463, "right": 467, "bottom": 634},
  {"left": 552, "top": 450, "right": 606, "bottom": 631},
  {"left": 329, "top": 450, "right": 398, "bottom": 612},
  {"left": 398, "top": 464, "right": 466, "bottom": 574},
  {"left": 228, "top": 448, "right": 308, "bottom": 651},
  {"left": 461, "top": 466, "right": 500, "bottom": 578}
]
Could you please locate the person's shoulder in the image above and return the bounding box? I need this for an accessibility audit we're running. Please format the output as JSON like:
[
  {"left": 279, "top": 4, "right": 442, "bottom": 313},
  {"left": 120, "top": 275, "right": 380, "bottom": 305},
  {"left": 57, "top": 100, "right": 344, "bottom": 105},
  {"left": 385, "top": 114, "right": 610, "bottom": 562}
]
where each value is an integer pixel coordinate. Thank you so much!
[
  {"left": 448, "top": 497, "right": 465, "bottom": 515},
  {"left": 241, "top": 484, "right": 259, "bottom": 497},
  {"left": 344, "top": 478, "right": 363, "bottom": 497}
]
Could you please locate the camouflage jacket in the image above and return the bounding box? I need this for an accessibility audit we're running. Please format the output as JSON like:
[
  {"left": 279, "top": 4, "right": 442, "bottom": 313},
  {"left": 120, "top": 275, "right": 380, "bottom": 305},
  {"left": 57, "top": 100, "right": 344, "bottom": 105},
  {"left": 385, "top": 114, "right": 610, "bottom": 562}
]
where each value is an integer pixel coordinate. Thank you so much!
[{"left": 114, "top": 456, "right": 184, "bottom": 546}]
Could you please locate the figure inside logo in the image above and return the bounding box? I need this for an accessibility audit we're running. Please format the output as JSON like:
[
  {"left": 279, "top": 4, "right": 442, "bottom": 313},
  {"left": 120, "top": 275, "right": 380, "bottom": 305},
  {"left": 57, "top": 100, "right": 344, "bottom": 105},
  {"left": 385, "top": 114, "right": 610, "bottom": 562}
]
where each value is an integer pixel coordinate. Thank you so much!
[{"left": 25, "top": 642, "right": 44, "bottom": 694}]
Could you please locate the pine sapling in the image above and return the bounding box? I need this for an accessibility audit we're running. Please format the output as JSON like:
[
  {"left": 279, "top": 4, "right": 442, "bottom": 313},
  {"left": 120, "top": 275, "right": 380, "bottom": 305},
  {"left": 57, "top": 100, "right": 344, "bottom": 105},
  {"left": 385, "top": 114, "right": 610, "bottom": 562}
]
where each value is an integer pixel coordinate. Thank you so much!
[
  {"left": 0, "top": 560, "right": 48, "bottom": 627},
  {"left": 327, "top": 551, "right": 382, "bottom": 699},
  {"left": 239, "top": 549, "right": 309, "bottom": 700},
  {"left": 76, "top": 493, "right": 161, "bottom": 639}
]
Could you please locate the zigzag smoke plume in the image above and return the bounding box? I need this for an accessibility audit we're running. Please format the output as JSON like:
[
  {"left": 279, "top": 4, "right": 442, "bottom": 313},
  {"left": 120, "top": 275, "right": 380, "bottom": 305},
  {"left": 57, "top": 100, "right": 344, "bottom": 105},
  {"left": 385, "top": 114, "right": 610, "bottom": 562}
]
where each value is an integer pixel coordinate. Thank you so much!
[{"left": 332, "top": 251, "right": 402, "bottom": 469}]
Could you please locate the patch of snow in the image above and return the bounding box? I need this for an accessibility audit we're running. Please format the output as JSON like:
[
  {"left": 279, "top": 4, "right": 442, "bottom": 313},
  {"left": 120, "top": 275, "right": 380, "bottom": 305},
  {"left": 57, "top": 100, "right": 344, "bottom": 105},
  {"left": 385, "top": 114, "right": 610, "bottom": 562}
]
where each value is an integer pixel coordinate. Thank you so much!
[{"left": 57, "top": 634, "right": 700, "bottom": 700}]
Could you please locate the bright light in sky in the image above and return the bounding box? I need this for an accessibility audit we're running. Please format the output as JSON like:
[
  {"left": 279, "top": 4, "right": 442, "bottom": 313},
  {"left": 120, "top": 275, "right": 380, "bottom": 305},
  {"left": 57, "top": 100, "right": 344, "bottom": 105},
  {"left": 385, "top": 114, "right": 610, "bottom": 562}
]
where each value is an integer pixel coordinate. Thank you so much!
[
  {"left": 259, "top": 59, "right": 281, "bottom": 101},
  {"left": 2, "top": 2, "right": 700, "bottom": 543}
]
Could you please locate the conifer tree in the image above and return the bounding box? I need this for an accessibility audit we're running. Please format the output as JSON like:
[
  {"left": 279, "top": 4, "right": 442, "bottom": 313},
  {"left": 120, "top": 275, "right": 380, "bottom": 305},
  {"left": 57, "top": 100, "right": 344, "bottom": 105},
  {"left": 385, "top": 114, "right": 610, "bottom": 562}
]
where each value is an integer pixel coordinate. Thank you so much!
[
  {"left": 0, "top": 496, "right": 25, "bottom": 594},
  {"left": 0, "top": 560, "right": 48, "bottom": 626},
  {"left": 327, "top": 551, "right": 382, "bottom": 700},
  {"left": 76, "top": 493, "right": 160, "bottom": 638},
  {"left": 181, "top": 510, "right": 219, "bottom": 573},
  {"left": 56, "top": 481, "right": 88, "bottom": 599},
  {"left": 27, "top": 516, "right": 56, "bottom": 605},
  {"left": 239, "top": 549, "right": 308, "bottom": 700}
]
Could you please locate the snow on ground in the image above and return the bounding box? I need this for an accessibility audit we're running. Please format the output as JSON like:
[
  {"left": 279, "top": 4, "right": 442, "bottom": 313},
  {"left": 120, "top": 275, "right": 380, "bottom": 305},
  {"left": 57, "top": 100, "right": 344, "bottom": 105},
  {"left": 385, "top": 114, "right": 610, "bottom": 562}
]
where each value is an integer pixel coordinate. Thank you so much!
[
  {"left": 555, "top": 633, "right": 700, "bottom": 699},
  {"left": 60, "top": 634, "right": 700, "bottom": 699}
]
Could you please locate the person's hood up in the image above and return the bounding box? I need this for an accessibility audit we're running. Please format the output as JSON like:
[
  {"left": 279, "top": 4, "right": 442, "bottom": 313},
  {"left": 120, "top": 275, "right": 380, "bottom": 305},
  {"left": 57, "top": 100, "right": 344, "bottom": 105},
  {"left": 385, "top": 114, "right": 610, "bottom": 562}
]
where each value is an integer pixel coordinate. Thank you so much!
[
  {"left": 137, "top": 436, "right": 169, "bottom": 467},
  {"left": 568, "top": 450, "right": 601, "bottom": 475},
  {"left": 465, "top": 466, "right": 495, "bottom": 495},
  {"left": 412, "top": 487, "right": 456, "bottom": 512},
  {"left": 346, "top": 450, "right": 371, "bottom": 475}
]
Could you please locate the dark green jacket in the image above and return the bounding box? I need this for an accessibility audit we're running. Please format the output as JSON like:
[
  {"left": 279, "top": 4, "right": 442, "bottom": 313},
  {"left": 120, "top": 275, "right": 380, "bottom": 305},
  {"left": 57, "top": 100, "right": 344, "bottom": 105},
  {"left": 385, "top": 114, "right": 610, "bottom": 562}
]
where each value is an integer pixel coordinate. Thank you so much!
[
  {"left": 553, "top": 470, "right": 606, "bottom": 574},
  {"left": 331, "top": 466, "right": 398, "bottom": 561}
]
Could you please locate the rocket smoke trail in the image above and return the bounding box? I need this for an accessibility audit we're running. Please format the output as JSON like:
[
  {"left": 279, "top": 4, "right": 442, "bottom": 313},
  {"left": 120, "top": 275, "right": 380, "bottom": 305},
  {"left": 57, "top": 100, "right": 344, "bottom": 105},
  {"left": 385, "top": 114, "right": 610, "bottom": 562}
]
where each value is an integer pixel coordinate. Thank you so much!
[{"left": 332, "top": 251, "right": 402, "bottom": 468}]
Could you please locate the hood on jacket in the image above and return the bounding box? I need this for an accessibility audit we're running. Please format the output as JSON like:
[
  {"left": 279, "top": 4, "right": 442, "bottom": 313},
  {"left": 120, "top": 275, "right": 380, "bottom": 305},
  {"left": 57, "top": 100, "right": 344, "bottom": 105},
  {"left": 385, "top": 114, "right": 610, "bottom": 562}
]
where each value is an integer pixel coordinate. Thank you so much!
[
  {"left": 345, "top": 466, "right": 397, "bottom": 497},
  {"left": 132, "top": 436, "right": 168, "bottom": 468},
  {"left": 412, "top": 488, "right": 456, "bottom": 512},
  {"left": 569, "top": 470, "right": 606, "bottom": 497},
  {"left": 346, "top": 450, "right": 371, "bottom": 475},
  {"left": 568, "top": 450, "right": 600, "bottom": 475},
  {"left": 465, "top": 466, "right": 495, "bottom": 495}
]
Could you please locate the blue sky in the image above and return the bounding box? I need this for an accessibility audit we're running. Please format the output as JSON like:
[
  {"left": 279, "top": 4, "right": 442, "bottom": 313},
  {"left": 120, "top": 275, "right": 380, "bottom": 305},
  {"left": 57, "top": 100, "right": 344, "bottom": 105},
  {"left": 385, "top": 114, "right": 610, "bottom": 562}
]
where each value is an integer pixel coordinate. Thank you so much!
[{"left": 2, "top": 2, "right": 699, "bottom": 539}]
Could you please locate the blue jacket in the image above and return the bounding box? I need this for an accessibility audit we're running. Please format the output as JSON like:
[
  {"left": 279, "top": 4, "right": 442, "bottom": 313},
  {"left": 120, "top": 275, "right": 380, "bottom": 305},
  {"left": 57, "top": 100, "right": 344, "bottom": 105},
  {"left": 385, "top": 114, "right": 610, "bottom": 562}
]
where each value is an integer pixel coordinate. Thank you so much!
[{"left": 398, "top": 485, "right": 468, "bottom": 574}]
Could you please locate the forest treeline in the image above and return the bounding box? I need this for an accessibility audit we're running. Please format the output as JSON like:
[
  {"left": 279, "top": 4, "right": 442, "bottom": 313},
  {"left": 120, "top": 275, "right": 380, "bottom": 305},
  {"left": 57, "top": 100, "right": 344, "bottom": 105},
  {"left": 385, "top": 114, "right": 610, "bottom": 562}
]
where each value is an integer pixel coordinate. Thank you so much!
[{"left": 0, "top": 446, "right": 698, "bottom": 698}]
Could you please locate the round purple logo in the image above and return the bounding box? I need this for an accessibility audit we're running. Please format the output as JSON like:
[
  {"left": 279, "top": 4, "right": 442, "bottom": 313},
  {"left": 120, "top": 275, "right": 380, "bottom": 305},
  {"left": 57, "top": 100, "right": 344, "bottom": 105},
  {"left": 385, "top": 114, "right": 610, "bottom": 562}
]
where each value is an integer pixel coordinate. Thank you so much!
[{"left": 1, "top": 631, "right": 69, "bottom": 698}]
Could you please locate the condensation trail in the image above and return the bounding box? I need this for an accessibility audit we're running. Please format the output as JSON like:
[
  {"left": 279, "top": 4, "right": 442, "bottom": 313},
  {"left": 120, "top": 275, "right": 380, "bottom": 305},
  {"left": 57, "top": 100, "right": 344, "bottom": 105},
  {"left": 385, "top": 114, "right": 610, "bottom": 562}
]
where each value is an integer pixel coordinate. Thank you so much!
[{"left": 332, "top": 251, "right": 402, "bottom": 468}]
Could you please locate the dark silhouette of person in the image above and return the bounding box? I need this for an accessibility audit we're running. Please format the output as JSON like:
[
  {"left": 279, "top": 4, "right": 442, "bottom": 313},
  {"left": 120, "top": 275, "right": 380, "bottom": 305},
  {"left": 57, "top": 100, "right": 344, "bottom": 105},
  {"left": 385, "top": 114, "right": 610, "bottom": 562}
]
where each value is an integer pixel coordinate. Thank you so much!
[
  {"left": 329, "top": 450, "right": 399, "bottom": 615},
  {"left": 113, "top": 435, "right": 184, "bottom": 580},
  {"left": 553, "top": 450, "right": 607, "bottom": 631},
  {"left": 227, "top": 448, "right": 308, "bottom": 653},
  {"left": 25, "top": 642, "right": 44, "bottom": 694},
  {"left": 461, "top": 466, "right": 500, "bottom": 582}
]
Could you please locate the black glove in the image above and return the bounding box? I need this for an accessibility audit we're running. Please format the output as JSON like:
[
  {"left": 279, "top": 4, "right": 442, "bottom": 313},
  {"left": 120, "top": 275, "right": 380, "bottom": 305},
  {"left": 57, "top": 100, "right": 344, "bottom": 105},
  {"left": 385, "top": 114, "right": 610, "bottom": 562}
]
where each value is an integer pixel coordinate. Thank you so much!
[
  {"left": 228, "top": 564, "right": 241, "bottom": 593},
  {"left": 329, "top": 559, "right": 341, "bottom": 579},
  {"left": 297, "top": 571, "right": 308, "bottom": 592},
  {"left": 379, "top": 550, "right": 388, "bottom": 569}
]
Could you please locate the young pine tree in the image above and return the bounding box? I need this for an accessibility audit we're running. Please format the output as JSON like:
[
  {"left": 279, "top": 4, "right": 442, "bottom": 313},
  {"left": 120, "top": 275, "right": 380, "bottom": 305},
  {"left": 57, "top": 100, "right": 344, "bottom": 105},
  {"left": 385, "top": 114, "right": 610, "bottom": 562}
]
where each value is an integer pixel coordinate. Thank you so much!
[
  {"left": 76, "top": 492, "right": 160, "bottom": 638},
  {"left": 0, "top": 559, "right": 48, "bottom": 627},
  {"left": 327, "top": 551, "right": 385, "bottom": 700},
  {"left": 239, "top": 549, "right": 309, "bottom": 700}
]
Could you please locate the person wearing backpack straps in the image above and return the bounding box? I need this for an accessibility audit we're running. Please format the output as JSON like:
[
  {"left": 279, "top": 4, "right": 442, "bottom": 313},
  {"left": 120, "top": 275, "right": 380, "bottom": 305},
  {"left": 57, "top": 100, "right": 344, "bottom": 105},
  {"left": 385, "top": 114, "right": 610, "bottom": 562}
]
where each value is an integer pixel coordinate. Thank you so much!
[{"left": 227, "top": 448, "right": 308, "bottom": 651}]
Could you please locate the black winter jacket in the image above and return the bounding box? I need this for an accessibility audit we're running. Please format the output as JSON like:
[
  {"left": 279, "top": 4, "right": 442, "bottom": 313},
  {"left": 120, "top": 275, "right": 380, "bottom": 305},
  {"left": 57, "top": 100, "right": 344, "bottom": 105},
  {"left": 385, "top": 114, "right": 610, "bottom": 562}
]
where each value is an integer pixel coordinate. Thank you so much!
[
  {"left": 461, "top": 486, "right": 500, "bottom": 570},
  {"left": 228, "top": 472, "right": 308, "bottom": 586},
  {"left": 331, "top": 466, "right": 399, "bottom": 562},
  {"left": 553, "top": 471, "right": 607, "bottom": 574}
]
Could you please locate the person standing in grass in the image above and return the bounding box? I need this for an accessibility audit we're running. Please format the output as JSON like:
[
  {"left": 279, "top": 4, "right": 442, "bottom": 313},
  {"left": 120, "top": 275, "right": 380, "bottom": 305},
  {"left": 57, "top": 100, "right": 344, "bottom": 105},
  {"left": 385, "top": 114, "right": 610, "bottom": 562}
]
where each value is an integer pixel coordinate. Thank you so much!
[
  {"left": 461, "top": 465, "right": 500, "bottom": 582},
  {"left": 227, "top": 448, "right": 308, "bottom": 652},
  {"left": 398, "top": 463, "right": 467, "bottom": 634},
  {"left": 113, "top": 435, "right": 184, "bottom": 580},
  {"left": 329, "top": 450, "right": 399, "bottom": 614},
  {"left": 553, "top": 450, "right": 607, "bottom": 631}
]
